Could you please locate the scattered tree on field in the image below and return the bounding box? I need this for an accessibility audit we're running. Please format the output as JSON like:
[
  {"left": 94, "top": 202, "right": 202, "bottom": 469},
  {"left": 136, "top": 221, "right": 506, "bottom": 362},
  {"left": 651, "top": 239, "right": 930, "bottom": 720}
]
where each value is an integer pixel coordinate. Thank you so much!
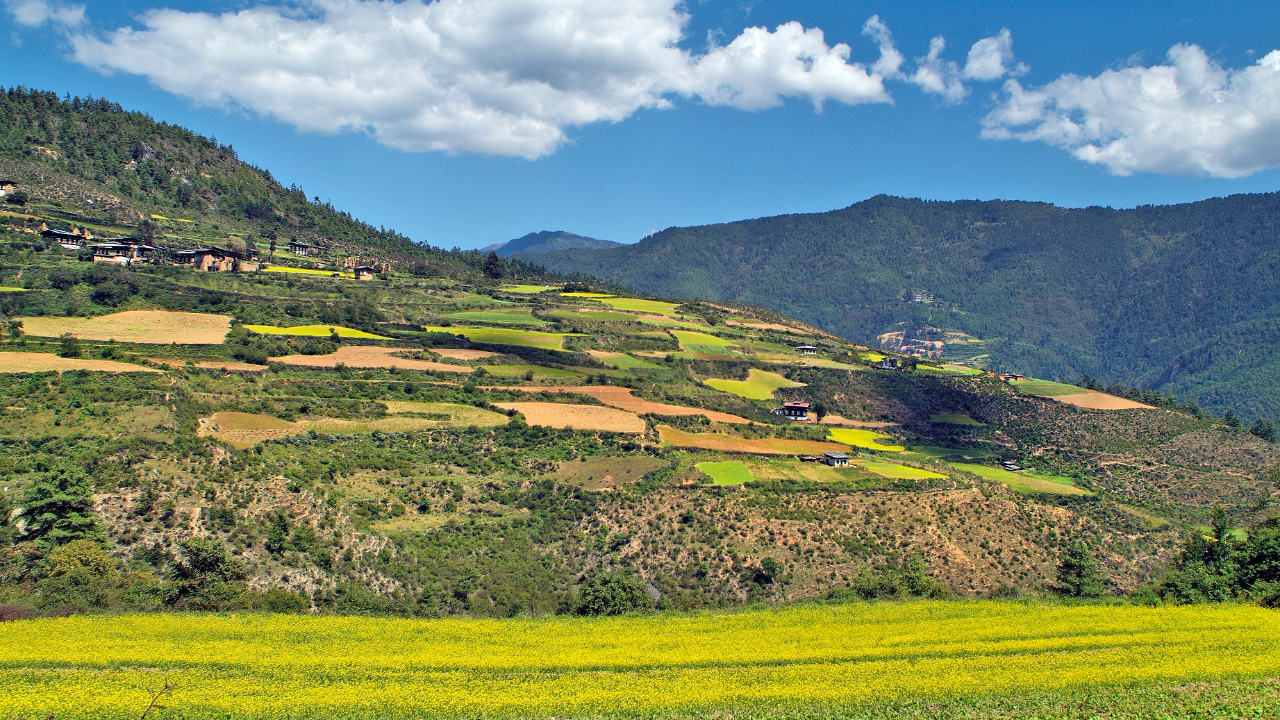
[
  {"left": 575, "top": 571, "right": 653, "bottom": 615},
  {"left": 58, "top": 332, "right": 81, "bottom": 358}
]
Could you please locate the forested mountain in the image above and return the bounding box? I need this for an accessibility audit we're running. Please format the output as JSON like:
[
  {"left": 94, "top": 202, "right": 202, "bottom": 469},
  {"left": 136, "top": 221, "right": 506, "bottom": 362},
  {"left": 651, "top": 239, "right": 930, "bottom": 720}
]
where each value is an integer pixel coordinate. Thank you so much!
[
  {"left": 483, "top": 230, "right": 620, "bottom": 257},
  {"left": 0, "top": 86, "right": 546, "bottom": 280},
  {"left": 532, "top": 194, "right": 1280, "bottom": 420}
]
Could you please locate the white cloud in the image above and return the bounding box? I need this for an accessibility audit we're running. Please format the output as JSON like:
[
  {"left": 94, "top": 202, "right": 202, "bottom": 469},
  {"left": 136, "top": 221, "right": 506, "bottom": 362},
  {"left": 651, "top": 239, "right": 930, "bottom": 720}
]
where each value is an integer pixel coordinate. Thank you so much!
[
  {"left": 62, "top": 0, "right": 901, "bottom": 159},
  {"left": 910, "top": 36, "right": 966, "bottom": 103},
  {"left": 4, "top": 0, "right": 84, "bottom": 27},
  {"left": 963, "top": 28, "right": 1026, "bottom": 81},
  {"left": 982, "top": 44, "right": 1280, "bottom": 178},
  {"left": 867, "top": 24, "right": 1024, "bottom": 104}
]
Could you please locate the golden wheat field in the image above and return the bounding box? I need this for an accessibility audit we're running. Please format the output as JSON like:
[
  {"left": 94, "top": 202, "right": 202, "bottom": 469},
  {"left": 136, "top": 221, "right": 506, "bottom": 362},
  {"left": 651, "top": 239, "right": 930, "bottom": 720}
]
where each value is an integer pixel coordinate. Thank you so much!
[
  {"left": 0, "top": 351, "right": 160, "bottom": 373},
  {"left": 17, "top": 310, "right": 233, "bottom": 344},
  {"left": 493, "top": 401, "right": 646, "bottom": 433},
  {"left": 1, "top": 603, "right": 1278, "bottom": 719}
]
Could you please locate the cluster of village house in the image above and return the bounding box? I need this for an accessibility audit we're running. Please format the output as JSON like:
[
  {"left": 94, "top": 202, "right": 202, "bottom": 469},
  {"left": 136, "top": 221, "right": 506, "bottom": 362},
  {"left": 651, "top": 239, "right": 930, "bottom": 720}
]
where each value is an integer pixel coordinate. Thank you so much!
[{"left": 36, "top": 227, "right": 378, "bottom": 280}]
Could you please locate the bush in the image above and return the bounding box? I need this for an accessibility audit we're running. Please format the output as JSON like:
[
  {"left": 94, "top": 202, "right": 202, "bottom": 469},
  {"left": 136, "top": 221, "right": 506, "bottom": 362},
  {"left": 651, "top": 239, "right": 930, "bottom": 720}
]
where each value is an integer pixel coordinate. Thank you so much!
[{"left": 575, "top": 571, "right": 654, "bottom": 616}]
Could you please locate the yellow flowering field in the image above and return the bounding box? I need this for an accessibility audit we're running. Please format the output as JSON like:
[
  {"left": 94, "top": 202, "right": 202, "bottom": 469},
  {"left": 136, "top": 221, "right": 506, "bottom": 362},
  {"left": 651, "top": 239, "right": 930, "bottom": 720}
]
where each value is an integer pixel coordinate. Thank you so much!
[{"left": 2, "top": 602, "right": 1279, "bottom": 719}]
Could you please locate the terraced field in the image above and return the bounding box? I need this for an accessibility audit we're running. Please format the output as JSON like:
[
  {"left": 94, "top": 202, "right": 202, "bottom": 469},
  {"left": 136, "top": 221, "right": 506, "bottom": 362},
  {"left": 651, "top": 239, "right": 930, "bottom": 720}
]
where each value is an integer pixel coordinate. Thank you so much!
[
  {"left": 948, "top": 462, "right": 1090, "bottom": 496},
  {"left": 703, "top": 369, "right": 803, "bottom": 400},
  {"left": 18, "top": 310, "right": 232, "bottom": 344},
  {"left": 419, "top": 325, "right": 570, "bottom": 351},
  {"left": 658, "top": 426, "right": 846, "bottom": 455},
  {"left": 0, "top": 351, "right": 159, "bottom": 374},
  {"left": 827, "top": 427, "right": 905, "bottom": 452},
  {"left": 244, "top": 324, "right": 390, "bottom": 339},
  {"left": 271, "top": 346, "right": 472, "bottom": 372}
]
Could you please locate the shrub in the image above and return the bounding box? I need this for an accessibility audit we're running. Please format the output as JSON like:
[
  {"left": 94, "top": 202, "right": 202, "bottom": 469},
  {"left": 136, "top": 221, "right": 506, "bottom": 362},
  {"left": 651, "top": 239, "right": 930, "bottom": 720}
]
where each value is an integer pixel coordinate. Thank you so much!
[{"left": 575, "top": 571, "right": 654, "bottom": 616}]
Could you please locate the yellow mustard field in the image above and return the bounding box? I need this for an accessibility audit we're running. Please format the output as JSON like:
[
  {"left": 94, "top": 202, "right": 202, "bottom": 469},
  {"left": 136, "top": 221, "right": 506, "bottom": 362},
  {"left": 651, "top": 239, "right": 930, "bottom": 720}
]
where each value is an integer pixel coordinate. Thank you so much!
[{"left": 2, "top": 602, "right": 1279, "bottom": 719}]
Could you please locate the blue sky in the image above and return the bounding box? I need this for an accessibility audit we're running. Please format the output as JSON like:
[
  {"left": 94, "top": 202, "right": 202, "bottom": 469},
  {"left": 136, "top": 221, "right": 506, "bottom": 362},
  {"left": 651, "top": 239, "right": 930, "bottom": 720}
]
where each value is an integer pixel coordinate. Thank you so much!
[{"left": 4, "top": 0, "right": 1280, "bottom": 249}]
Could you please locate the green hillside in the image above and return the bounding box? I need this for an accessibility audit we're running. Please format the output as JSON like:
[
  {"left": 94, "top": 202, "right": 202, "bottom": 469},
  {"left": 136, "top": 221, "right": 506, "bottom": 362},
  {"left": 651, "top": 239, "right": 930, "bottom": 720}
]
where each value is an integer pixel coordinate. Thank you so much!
[
  {"left": 0, "top": 86, "right": 548, "bottom": 281},
  {"left": 528, "top": 194, "right": 1280, "bottom": 420}
]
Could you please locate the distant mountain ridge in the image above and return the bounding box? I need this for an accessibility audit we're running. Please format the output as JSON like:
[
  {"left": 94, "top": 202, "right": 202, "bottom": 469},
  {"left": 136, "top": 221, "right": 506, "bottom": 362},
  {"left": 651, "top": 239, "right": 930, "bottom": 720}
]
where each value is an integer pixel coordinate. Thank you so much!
[
  {"left": 530, "top": 193, "right": 1280, "bottom": 420},
  {"left": 481, "top": 230, "right": 620, "bottom": 257}
]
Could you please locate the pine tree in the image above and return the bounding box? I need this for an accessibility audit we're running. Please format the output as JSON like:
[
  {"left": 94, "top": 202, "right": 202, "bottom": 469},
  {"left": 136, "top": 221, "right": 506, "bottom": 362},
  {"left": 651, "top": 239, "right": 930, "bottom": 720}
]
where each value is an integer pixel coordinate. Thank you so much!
[
  {"left": 483, "top": 251, "right": 503, "bottom": 279},
  {"left": 1055, "top": 541, "right": 1105, "bottom": 598},
  {"left": 20, "top": 470, "right": 105, "bottom": 553}
]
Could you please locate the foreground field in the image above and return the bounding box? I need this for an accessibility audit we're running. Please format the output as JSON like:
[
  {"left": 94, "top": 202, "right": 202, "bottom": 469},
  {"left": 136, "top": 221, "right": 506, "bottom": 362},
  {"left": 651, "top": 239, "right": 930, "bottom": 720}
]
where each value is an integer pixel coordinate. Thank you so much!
[{"left": 2, "top": 603, "right": 1278, "bottom": 719}]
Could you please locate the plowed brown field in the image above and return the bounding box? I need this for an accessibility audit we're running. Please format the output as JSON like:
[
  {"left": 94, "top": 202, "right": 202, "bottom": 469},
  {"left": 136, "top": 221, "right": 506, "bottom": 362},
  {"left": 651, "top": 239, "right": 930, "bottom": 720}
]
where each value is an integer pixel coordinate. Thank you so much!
[
  {"left": 270, "top": 346, "right": 473, "bottom": 373},
  {"left": 0, "top": 352, "right": 160, "bottom": 373},
  {"left": 432, "top": 348, "right": 498, "bottom": 360},
  {"left": 493, "top": 402, "right": 646, "bottom": 433},
  {"left": 1053, "top": 391, "right": 1154, "bottom": 410},
  {"left": 486, "top": 385, "right": 751, "bottom": 424}
]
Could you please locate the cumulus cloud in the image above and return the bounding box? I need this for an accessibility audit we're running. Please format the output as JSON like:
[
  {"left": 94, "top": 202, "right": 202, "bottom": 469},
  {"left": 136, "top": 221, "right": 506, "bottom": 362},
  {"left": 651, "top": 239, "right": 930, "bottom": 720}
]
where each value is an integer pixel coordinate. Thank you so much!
[
  {"left": 4, "top": 0, "right": 84, "bottom": 27},
  {"left": 60, "top": 0, "right": 902, "bottom": 159},
  {"left": 963, "top": 28, "right": 1026, "bottom": 81},
  {"left": 982, "top": 44, "right": 1280, "bottom": 177},
  {"left": 867, "top": 23, "right": 1024, "bottom": 104}
]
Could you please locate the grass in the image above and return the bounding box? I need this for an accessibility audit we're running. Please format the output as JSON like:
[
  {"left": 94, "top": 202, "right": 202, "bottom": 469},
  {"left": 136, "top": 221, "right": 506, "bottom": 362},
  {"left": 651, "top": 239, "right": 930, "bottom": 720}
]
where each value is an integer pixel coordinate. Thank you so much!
[
  {"left": 547, "top": 310, "right": 639, "bottom": 322},
  {"left": 560, "top": 292, "right": 615, "bottom": 298},
  {"left": 261, "top": 265, "right": 354, "bottom": 278},
  {"left": 3, "top": 604, "right": 1280, "bottom": 719},
  {"left": 444, "top": 308, "right": 545, "bottom": 325},
  {"left": 861, "top": 460, "right": 948, "bottom": 479},
  {"left": 588, "top": 352, "right": 663, "bottom": 369},
  {"left": 419, "top": 326, "right": 570, "bottom": 351},
  {"left": 671, "top": 330, "right": 737, "bottom": 350},
  {"left": 479, "top": 364, "right": 582, "bottom": 379},
  {"left": 381, "top": 402, "right": 510, "bottom": 427},
  {"left": 948, "top": 462, "right": 1091, "bottom": 496},
  {"left": 931, "top": 413, "right": 984, "bottom": 426},
  {"left": 0, "top": 286, "right": 27, "bottom": 292},
  {"left": 243, "top": 324, "right": 390, "bottom": 339},
  {"left": 498, "top": 284, "right": 560, "bottom": 293},
  {"left": 696, "top": 460, "right": 755, "bottom": 485},
  {"left": 827, "top": 427, "right": 904, "bottom": 452},
  {"left": 918, "top": 364, "right": 983, "bottom": 376},
  {"left": 549, "top": 456, "right": 669, "bottom": 490},
  {"left": 599, "top": 297, "right": 682, "bottom": 315},
  {"left": 861, "top": 351, "right": 887, "bottom": 362},
  {"left": 1010, "top": 378, "right": 1089, "bottom": 397},
  {"left": 703, "top": 369, "right": 804, "bottom": 400}
]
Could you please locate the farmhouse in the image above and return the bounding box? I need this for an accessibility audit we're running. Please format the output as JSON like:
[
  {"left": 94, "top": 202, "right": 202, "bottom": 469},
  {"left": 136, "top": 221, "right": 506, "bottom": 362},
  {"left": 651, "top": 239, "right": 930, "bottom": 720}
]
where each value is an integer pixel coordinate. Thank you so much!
[
  {"left": 795, "top": 345, "right": 818, "bottom": 355},
  {"left": 822, "top": 451, "right": 849, "bottom": 467},
  {"left": 876, "top": 358, "right": 898, "bottom": 370},
  {"left": 289, "top": 240, "right": 316, "bottom": 256},
  {"left": 90, "top": 240, "right": 156, "bottom": 265},
  {"left": 0, "top": 180, "right": 15, "bottom": 197},
  {"left": 42, "top": 229, "right": 85, "bottom": 250},
  {"left": 354, "top": 265, "right": 375, "bottom": 280},
  {"left": 775, "top": 401, "right": 810, "bottom": 422},
  {"left": 173, "top": 247, "right": 236, "bottom": 272}
]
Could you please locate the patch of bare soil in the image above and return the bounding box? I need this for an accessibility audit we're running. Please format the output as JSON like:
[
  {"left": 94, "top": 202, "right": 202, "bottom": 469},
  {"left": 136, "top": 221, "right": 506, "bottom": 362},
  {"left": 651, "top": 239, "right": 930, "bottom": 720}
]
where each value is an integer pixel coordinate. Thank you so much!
[
  {"left": 0, "top": 351, "right": 160, "bottom": 373},
  {"left": 488, "top": 385, "right": 752, "bottom": 424},
  {"left": 271, "top": 345, "right": 473, "bottom": 373},
  {"left": 431, "top": 348, "right": 498, "bottom": 360},
  {"left": 493, "top": 401, "right": 646, "bottom": 433},
  {"left": 1054, "top": 391, "right": 1154, "bottom": 410}
]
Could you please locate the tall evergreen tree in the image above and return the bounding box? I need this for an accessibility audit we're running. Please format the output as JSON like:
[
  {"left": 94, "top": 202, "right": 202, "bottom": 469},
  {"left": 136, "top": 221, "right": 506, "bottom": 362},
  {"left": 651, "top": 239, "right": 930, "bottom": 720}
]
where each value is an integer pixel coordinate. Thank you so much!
[
  {"left": 483, "top": 251, "right": 504, "bottom": 279},
  {"left": 20, "top": 469, "right": 105, "bottom": 553},
  {"left": 1055, "top": 541, "right": 1105, "bottom": 598}
]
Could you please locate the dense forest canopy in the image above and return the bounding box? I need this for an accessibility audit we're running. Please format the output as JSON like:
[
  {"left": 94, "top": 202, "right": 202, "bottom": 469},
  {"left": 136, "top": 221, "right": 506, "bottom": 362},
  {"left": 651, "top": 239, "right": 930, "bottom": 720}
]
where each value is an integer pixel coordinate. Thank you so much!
[{"left": 530, "top": 193, "right": 1280, "bottom": 420}]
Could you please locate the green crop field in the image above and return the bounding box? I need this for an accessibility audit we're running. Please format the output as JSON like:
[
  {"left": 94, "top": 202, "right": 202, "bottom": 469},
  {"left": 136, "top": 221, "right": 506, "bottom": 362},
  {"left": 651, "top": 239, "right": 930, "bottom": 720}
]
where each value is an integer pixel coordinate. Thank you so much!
[
  {"left": 671, "top": 330, "right": 739, "bottom": 353},
  {"left": 1010, "top": 378, "right": 1090, "bottom": 397},
  {"left": 862, "top": 460, "right": 948, "bottom": 479},
  {"left": 260, "top": 265, "right": 354, "bottom": 278},
  {"left": 827, "top": 427, "right": 904, "bottom": 452},
  {"left": 696, "top": 460, "right": 755, "bottom": 485},
  {"left": 242, "top": 324, "right": 390, "bottom": 339},
  {"left": 948, "top": 462, "right": 1091, "bottom": 496},
  {"left": 599, "top": 297, "right": 682, "bottom": 315},
  {"left": 420, "top": 326, "right": 570, "bottom": 351},
  {"left": 3, "top": 604, "right": 1279, "bottom": 719},
  {"left": 591, "top": 352, "right": 663, "bottom": 369},
  {"left": 703, "top": 369, "right": 803, "bottom": 400},
  {"left": 931, "top": 413, "right": 984, "bottom": 425},
  {"left": 444, "top": 308, "right": 544, "bottom": 325},
  {"left": 479, "top": 364, "right": 582, "bottom": 379}
]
